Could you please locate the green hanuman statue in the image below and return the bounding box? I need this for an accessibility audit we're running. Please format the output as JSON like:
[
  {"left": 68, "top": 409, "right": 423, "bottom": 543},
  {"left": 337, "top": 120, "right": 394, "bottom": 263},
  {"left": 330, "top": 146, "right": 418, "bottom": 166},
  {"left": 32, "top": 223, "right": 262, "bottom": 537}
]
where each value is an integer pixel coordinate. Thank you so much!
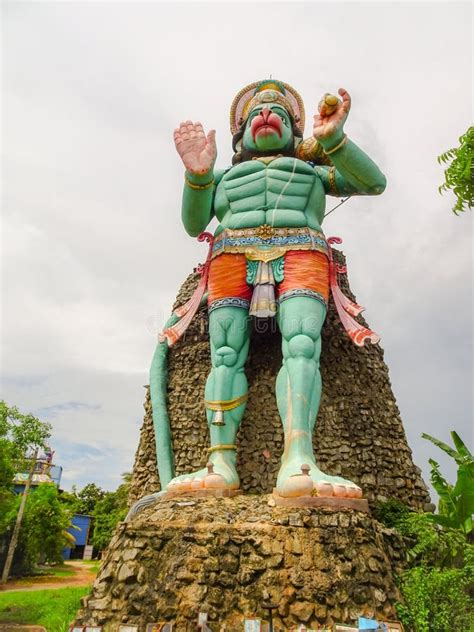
[{"left": 154, "top": 80, "right": 386, "bottom": 503}]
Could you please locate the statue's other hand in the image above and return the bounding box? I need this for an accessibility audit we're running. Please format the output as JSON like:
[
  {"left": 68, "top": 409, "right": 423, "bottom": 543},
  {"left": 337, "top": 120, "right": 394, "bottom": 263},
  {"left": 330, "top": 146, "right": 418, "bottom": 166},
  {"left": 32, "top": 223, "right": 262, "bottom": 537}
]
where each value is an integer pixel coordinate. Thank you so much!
[
  {"left": 174, "top": 121, "right": 217, "bottom": 176},
  {"left": 312, "top": 88, "right": 351, "bottom": 142}
]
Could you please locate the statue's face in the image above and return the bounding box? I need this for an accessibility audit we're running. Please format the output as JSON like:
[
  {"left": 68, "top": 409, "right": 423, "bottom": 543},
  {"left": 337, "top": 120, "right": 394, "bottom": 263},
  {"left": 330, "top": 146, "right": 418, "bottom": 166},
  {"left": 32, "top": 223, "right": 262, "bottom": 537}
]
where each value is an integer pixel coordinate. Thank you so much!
[{"left": 242, "top": 104, "right": 294, "bottom": 153}]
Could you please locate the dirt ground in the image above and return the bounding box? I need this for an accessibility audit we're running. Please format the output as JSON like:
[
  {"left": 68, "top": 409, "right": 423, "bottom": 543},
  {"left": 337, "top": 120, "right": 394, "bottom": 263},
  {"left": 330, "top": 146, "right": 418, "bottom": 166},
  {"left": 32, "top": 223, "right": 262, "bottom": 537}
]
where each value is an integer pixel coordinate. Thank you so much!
[{"left": 0, "top": 561, "right": 98, "bottom": 593}]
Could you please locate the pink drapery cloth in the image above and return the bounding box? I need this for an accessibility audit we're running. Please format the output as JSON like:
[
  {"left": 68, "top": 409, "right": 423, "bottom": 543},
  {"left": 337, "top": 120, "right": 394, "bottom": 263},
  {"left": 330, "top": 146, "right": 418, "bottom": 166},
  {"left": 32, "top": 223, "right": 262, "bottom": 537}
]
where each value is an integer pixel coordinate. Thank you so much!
[
  {"left": 326, "top": 236, "right": 380, "bottom": 347},
  {"left": 159, "top": 232, "right": 214, "bottom": 347},
  {"left": 160, "top": 232, "right": 380, "bottom": 348}
]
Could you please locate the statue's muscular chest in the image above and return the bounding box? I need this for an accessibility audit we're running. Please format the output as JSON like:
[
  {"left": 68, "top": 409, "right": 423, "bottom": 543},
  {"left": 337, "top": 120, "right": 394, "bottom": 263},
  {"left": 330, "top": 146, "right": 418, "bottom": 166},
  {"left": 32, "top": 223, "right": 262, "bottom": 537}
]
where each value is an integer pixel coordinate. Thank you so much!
[{"left": 214, "top": 158, "right": 325, "bottom": 229}]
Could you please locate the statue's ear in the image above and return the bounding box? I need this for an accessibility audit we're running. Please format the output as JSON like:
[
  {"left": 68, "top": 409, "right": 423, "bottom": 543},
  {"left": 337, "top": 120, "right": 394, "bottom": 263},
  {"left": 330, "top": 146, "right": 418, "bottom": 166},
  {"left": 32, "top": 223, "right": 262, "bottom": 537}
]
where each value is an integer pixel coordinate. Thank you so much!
[
  {"left": 294, "top": 137, "right": 303, "bottom": 150},
  {"left": 235, "top": 139, "right": 242, "bottom": 152}
]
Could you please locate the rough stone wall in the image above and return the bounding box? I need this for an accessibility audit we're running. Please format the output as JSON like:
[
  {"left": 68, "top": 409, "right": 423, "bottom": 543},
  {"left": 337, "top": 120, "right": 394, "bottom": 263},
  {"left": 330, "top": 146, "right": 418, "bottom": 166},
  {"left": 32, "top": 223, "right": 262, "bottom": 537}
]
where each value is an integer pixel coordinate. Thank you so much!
[
  {"left": 75, "top": 496, "right": 406, "bottom": 630},
  {"left": 129, "top": 251, "right": 429, "bottom": 509}
]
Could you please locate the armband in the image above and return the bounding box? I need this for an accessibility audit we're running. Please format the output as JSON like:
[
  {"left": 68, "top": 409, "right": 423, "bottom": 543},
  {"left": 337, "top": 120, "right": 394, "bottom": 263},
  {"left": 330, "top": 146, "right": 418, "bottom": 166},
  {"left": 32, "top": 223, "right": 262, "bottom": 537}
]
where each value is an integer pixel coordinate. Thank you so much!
[
  {"left": 328, "top": 166, "right": 339, "bottom": 196},
  {"left": 324, "top": 134, "right": 348, "bottom": 156},
  {"left": 185, "top": 175, "right": 215, "bottom": 190}
]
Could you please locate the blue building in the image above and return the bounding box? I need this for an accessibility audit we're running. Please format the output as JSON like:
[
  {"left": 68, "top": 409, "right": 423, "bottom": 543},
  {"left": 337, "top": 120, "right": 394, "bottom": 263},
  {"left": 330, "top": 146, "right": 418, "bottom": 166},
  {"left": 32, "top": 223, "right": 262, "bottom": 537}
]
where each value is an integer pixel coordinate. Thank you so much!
[{"left": 62, "top": 514, "right": 92, "bottom": 560}]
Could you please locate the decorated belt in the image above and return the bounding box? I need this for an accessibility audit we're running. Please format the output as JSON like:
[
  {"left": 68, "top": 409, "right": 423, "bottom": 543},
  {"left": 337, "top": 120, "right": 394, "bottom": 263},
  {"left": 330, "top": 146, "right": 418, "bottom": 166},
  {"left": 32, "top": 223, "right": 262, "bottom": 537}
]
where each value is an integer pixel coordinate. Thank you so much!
[{"left": 211, "top": 225, "right": 328, "bottom": 261}]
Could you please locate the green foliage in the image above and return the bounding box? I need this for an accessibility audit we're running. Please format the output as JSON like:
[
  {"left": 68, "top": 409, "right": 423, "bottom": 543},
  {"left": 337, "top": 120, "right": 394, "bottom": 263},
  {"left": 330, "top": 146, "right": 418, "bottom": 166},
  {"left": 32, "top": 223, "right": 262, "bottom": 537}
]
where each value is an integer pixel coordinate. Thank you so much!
[
  {"left": 376, "top": 432, "right": 474, "bottom": 631},
  {"left": 376, "top": 504, "right": 474, "bottom": 631},
  {"left": 91, "top": 489, "right": 127, "bottom": 551},
  {"left": 91, "top": 475, "right": 130, "bottom": 551},
  {"left": 73, "top": 482, "right": 106, "bottom": 515},
  {"left": 373, "top": 497, "right": 411, "bottom": 528},
  {"left": 2, "top": 484, "right": 73, "bottom": 575},
  {"left": 23, "top": 484, "right": 73, "bottom": 565},
  {"left": 422, "top": 431, "right": 474, "bottom": 536},
  {"left": 0, "top": 586, "right": 90, "bottom": 632},
  {"left": 396, "top": 553, "right": 474, "bottom": 632},
  {"left": 438, "top": 126, "right": 474, "bottom": 214},
  {"left": 0, "top": 401, "right": 52, "bottom": 458},
  {"left": 0, "top": 401, "right": 52, "bottom": 508},
  {"left": 398, "top": 511, "right": 467, "bottom": 568},
  {"left": 58, "top": 489, "right": 80, "bottom": 511}
]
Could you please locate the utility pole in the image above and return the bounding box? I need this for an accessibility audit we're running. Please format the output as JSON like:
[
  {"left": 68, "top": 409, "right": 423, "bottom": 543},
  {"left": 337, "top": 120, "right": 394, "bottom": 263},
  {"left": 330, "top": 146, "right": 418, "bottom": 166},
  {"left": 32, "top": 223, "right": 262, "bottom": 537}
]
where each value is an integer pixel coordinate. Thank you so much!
[{"left": 1, "top": 448, "right": 38, "bottom": 584}]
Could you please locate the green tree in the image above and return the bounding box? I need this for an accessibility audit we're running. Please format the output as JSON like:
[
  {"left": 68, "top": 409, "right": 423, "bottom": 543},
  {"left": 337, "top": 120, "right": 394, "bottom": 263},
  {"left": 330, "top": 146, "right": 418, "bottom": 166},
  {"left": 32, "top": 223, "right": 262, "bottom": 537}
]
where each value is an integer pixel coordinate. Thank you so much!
[
  {"left": 397, "top": 554, "right": 474, "bottom": 632},
  {"left": 2, "top": 484, "right": 73, "bottom": 575},
  {"left": 438, "top": 126, "right": 474, "bottom": 214},
  {"left": 0, "top": 402, "right": 52, "bottom": 583},
  {"left": 91, "top": 474, "right": 130, "bottom": 552},
  {"left": 74, "top": 483, "right": 106, "bottom": 515},
  {"left": 422, "top": 431, "right": 474, "bottom": 536},
  {"left": 376, "top": 432, "right": 474, "bottom": 631},
  {"left": 21, "top": 484, "right": 73, "bottom": 566},
  {"left": 0, "top": 401, "right": 52, "bottom": 502}
]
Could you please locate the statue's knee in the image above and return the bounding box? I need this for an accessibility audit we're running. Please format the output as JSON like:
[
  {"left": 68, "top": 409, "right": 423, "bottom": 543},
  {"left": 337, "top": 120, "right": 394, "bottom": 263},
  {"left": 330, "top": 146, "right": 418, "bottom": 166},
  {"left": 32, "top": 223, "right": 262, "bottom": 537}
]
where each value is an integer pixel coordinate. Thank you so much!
[
  {"left": 215, "top": 345, "right": 238, "bottom": 367},
  {"left": 287, "top": 334, "right": 316, "bottom": 359}
]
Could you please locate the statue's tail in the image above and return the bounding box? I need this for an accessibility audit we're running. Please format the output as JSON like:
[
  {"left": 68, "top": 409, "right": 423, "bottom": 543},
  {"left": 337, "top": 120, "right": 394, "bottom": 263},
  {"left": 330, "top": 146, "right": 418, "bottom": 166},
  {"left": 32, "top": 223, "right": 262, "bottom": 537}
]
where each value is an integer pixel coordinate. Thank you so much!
[
  {"left": 129, "top": 233, "right": 214, "bottom": 520},
  {"left": 149, "top": 312, "right": 178, "bottom": 489},
  {"left": 150, "top": 292, "right": 210, "bottom": 490}
]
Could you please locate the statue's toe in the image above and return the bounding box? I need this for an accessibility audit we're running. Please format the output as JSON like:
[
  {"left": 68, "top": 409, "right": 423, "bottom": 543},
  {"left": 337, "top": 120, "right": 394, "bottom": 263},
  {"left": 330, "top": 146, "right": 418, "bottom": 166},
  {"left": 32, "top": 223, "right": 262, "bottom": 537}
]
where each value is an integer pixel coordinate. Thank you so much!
[
  {"left": 331, "top": 483, "right": 362, "bottom": 498},
  {"left": 191, "top": 477, "right": 204, "bottom": 491},
  {"left": 314, "top": 480, "right": 334, "bottom": 497},
  {"left": 278, "top": 474, "right": 314, "bottom": 498},
  {"left": 332, "top": 483, "right": 348, "bottom": 498},
  {"left": 167, "top": 480, "right": 181, "bottom": 494},
  {"left": 347, "top": 485, "right": 362, "bottom": 498},
  {"left": 203, "top": 471, "right": 227, "bottom": 490}
]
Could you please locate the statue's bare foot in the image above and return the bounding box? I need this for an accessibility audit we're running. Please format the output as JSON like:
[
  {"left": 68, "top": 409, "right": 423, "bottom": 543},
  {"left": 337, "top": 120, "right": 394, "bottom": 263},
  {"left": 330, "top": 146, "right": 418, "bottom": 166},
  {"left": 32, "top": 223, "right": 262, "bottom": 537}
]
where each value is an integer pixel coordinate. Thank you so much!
[
  {"left": 166, "top": 450, "right": 239, "bottom": 495},
  {"left": 276, "top": 454, "right": 362, "bottom": 499}
]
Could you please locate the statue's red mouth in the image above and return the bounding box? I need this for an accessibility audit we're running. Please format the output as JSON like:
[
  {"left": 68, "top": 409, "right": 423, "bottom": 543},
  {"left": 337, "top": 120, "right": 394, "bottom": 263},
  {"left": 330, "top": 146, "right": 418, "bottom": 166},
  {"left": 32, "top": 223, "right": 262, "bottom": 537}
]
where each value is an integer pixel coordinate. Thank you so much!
[{"left": 250, "top": 109, "right": 283, "bottom": 141}]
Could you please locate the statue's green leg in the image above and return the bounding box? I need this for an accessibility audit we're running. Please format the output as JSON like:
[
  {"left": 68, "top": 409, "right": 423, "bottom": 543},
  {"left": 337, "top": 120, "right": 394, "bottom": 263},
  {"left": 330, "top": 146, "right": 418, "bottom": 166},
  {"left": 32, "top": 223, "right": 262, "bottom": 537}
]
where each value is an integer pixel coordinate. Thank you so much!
[
  {"left": 275, "top": 296, "right": 362, "bottom": 498},
  {"left": 166, "top": 306, "right": 249, "bottom": 493}
]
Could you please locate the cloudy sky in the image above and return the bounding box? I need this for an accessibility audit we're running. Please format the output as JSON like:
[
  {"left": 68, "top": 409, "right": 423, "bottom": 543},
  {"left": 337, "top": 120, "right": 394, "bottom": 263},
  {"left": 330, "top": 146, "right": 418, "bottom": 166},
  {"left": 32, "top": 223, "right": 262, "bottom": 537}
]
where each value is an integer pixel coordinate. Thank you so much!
[{"left": 2, "top": 1, "right": 472, "bottom": 495}]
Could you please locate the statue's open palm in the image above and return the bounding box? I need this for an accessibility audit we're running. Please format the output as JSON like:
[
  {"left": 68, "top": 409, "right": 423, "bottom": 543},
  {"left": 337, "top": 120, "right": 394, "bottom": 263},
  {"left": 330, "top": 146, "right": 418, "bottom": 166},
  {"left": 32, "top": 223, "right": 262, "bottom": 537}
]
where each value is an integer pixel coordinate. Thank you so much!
[{"left": 174, "top": 121, "right": 217, "bottom": 175}]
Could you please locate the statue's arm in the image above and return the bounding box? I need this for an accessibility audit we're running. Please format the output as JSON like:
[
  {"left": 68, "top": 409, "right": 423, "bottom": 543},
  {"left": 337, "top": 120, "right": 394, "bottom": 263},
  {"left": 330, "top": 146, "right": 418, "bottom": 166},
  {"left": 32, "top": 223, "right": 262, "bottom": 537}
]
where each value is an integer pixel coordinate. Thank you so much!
[
  {"left": 174, "top": 120, "right": 219, "bottom": 237},
  {"left": 314, "top": 143, "right": 386, "bottom": 197},
  {"left": 313, "top": 89, "right": 386, "bottom": 196},
  {"left": 181, "top": 169, "right": 225, "bottom": 236}
]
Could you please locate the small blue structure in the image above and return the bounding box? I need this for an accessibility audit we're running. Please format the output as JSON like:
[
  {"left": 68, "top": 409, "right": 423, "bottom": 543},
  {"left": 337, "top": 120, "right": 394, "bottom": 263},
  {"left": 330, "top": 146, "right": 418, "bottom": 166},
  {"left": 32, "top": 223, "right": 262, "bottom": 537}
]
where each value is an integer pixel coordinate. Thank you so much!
[{"left": 62, "top": 514, "right": 92, "bottom": 560}]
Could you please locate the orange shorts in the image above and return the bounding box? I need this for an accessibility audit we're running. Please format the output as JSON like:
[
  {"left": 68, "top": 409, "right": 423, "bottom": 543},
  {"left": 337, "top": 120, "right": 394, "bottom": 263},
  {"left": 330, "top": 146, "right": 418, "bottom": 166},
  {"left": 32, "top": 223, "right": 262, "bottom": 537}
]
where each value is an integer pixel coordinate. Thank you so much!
[{"left": 208, "top": 251, "right": 329, "bottom": 311}]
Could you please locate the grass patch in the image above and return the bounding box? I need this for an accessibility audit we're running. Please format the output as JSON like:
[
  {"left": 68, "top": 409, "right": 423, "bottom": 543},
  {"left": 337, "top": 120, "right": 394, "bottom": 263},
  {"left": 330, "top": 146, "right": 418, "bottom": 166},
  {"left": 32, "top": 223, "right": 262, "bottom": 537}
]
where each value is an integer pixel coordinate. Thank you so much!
[
  {"left": 45, "top": 565, "right": 76, "bottom": 578},
  {"left": 81, "top": 560, "right": 101, "bottom": 573},
  {"left": 34, "top": 564, "right": 76, "bottom": 579},
  {"left": 12, "top": 564, "right": 77, "bottom": 586},
  {"left": 0, "top": 586, "right": 90, "bottom": 631}
]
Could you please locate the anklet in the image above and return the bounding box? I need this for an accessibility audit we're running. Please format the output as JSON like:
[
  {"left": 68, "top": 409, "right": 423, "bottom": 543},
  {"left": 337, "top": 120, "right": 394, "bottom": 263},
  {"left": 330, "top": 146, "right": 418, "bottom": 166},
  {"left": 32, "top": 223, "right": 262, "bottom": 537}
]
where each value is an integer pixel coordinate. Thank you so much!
[{"left": 207, "top": 444, "right": 237, "bottom": 453}]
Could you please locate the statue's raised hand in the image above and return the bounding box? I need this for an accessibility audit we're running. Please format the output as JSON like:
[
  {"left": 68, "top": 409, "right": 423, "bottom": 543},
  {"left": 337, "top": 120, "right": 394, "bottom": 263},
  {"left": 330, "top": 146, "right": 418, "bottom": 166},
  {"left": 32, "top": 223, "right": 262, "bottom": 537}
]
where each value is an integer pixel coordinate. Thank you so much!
[
  {"left": 313, "top": 88, "right": 351, "bottom": 143},
  {"left": 174, "top": 121, "right": 217, "bottom": 176}
]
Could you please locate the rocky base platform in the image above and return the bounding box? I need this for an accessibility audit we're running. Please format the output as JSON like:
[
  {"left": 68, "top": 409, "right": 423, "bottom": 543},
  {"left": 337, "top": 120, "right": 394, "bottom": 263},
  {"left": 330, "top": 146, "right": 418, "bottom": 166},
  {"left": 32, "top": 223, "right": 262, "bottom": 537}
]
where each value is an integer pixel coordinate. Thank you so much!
[{"left": 75, "top": 496, "right": 406, "bottom": 631}]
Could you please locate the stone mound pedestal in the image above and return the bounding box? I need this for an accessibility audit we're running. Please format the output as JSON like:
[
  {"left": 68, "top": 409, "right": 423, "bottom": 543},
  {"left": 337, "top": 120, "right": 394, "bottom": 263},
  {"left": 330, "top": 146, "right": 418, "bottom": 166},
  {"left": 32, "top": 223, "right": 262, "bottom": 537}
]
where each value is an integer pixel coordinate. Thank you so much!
[{"left": 75, "top": 496, "right": 405, "bottom": 631}]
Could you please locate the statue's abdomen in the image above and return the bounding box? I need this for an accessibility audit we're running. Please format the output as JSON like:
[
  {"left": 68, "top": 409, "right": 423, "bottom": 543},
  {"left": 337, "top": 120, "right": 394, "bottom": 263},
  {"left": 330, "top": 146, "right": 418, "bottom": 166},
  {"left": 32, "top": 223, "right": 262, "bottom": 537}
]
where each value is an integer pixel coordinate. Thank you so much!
[{"left": 214, "top": 158, "right": 326, "bottom": 230}]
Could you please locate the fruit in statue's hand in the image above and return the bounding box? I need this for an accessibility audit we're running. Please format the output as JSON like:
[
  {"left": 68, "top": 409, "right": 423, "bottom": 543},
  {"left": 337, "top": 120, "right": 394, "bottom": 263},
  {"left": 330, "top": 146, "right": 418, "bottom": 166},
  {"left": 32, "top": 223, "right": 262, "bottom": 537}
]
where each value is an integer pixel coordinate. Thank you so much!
[{"left": 318, "top": 93, "right": 340, "bottom": 116}]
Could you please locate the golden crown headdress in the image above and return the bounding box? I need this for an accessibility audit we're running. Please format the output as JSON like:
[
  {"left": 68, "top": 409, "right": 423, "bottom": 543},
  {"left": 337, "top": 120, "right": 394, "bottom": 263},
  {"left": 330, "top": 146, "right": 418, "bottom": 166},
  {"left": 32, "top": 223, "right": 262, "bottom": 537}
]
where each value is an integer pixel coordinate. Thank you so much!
[{"left": 229, "top": 80, "right": 305, "bottom": 135}]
